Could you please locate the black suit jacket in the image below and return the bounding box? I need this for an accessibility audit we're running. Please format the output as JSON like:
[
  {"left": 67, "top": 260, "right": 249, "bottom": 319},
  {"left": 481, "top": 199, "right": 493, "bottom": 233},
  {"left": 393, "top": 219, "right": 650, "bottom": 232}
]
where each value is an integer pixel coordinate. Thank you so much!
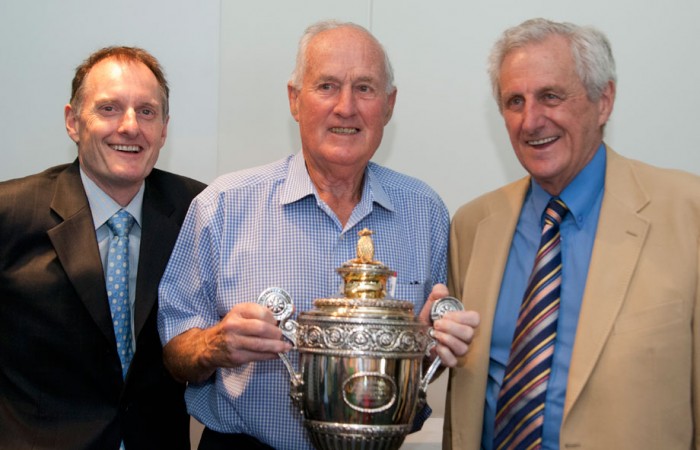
[{"left": 0, "top": 161, "right": 206, "bottom": 450}]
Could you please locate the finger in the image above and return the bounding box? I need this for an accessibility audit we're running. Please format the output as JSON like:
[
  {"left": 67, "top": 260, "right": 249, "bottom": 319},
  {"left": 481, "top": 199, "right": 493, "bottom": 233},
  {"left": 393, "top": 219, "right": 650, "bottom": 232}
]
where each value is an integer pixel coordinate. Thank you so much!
[
  {"left": 220, "top": 334, "right": 292, "bottom": 366},
  {"left": 431, "top": 328, "right": 470, "bottom": 358},
  {"left": 418, "top": 283, "right": 451, "bottom": 325},
  {"left": 221, "top": 305, "right": 285, "bottom": 340},
  {"left": 230, "top": 302, "right": 278, "bottom": 324},
  {"left": 444, "top": 310, "right": 480, "bottom": 327},
  {"left": 434, "top": 343, "right": 459, "bottom": 368},
  {"left": 434, "top": 314, "right": 478, "bottom": 344},
  {"left": 430, "top": 311, "right": 479, "bottom": 363},
  {"left": 222, "top": 347, "right": 287, "bottom": 367},
  {"left": 427, "top": 283, "right": 449, "bottom": 302}
]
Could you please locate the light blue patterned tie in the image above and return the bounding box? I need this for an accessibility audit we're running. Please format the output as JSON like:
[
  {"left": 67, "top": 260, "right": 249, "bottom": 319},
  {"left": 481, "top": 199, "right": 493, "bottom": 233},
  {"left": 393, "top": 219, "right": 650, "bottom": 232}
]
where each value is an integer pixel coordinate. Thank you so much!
[{"left": 106, "top": 209, "right": 135, "bottom": 379}]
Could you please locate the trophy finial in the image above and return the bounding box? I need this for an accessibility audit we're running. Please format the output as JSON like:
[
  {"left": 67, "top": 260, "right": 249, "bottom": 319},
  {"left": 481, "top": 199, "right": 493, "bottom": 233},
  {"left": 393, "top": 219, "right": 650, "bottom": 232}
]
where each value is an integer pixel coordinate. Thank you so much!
[
  {"left": 355, "top": 228, "right": 374, "bottom": 264},
  {"left": 339, "top": 229, "right": 391, "bottom": 298}
]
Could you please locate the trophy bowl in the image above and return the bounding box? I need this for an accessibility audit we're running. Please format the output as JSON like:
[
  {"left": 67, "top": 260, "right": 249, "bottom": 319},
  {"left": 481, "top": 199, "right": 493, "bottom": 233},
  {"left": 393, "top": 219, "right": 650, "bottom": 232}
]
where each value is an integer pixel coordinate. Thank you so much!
[{"left": 257, "top": 229, "right": 463, "bottom": 450}]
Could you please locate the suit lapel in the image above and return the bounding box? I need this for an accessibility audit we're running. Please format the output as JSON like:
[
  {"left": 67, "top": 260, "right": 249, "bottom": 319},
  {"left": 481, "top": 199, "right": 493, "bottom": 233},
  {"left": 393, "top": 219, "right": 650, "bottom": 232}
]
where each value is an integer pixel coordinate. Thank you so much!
[
  {"left": 466, "top": 178, "right": 530, "bottom": 347},
  {"left": 563, "top": 148, "right": 650, "bottom": 418},
  {"left": 47, "top": 162, "right": 115, "bottom": 345},
  {"left": 133, "top": 177, "right": 178, "bottom": 338},
  {"left": 452, "top": 177, "right": 530, "bottom": 446}
]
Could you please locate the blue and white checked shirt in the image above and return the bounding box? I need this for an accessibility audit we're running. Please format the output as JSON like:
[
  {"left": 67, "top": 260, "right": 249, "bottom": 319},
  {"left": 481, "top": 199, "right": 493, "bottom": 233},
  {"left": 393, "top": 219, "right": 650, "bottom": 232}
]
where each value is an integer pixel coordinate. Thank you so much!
[{"left": 158, "top": 152, "right": 449, "bottom": 450}]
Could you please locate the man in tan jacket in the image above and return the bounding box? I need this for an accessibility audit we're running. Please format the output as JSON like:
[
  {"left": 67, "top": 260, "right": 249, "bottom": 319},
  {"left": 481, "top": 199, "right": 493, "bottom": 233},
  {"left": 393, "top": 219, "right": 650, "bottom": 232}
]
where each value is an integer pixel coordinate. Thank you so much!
[{"left": 444, "top": 18, "right": 700, "bottom": 450}]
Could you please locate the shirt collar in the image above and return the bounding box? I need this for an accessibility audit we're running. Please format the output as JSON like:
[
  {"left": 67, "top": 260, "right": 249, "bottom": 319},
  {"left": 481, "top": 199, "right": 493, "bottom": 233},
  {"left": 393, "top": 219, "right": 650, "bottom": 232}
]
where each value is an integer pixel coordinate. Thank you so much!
[
  {"left": 80, "top": 167, "right": 144, "bottom": 230},
  {"left": 530, "top": 142, "right": 606, "bottom": 228},
  {"left": 365, "top": 162, "right": 394, "bottom": 212},
  {"left": 279, "top": 152, "right": 315, "bottom": 205},
  {"left": 279, "top": 152, "right": 394, "bottom": 212}
]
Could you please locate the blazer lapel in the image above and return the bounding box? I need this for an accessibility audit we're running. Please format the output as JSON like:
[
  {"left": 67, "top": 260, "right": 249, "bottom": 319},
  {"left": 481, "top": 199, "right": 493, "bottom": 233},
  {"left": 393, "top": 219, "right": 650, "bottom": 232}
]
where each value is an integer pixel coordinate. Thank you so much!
[
  {"left": 466, "top": 178, "right": 531, "bottom": 345},
  {"left": 132, "top": 178, "right": 179, "bottom": 339},
  {"left": 47, "top": 162, "right": 115, "bottom": 345},
  {"left": 451, "top": 177, "right": 530, "bottom": 446},
  {"left": 563, "top": 148, "right": 650, "bottom": 418}
]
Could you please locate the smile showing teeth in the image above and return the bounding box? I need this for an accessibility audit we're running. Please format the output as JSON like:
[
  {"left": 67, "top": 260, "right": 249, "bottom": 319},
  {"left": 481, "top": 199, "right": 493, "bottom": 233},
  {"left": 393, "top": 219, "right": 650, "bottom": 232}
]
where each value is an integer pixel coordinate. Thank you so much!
[
  {"left": 527, "top": 136, "right": 558, "bottom": 146},
  {"left": 111, "top": 144, "right": 140, "bottom": 152},
  {"left": 330, "top": 127, "right": 359, "bottom": 135}
]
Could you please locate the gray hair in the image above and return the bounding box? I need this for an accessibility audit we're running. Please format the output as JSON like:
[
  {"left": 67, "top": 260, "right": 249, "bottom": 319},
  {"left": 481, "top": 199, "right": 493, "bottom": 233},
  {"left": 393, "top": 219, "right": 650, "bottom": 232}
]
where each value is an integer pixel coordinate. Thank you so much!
[
  {"left": 488, "top": 18, "right": 616, "bottom": 105},
  {"left": 289, "top": 20, "right": 395, "bottom": 93}
]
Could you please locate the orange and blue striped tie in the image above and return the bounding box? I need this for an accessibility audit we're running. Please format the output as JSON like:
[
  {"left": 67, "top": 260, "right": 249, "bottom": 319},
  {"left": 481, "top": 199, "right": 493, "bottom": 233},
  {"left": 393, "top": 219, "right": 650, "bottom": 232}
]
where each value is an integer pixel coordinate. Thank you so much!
[{"left": 494, "top": 198, "right": 568, "bottom": 450}]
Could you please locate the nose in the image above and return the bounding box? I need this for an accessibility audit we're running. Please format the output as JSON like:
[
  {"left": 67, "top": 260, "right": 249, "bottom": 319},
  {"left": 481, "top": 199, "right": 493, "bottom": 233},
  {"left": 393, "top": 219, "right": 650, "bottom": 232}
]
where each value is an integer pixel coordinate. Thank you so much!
[
  {"left": 118, "top": 108, "right": 139, "bottom": 137},
  {"left": 333, "top": 86, "right": 357, "bottom": 117},
  {"left": 521, "top": 101, "right": 546, "bottom": 134}
]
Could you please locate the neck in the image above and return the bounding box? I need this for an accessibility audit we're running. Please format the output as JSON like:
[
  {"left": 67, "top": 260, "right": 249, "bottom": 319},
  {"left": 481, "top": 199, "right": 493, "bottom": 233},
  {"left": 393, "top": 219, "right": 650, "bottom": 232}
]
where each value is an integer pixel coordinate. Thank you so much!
[
  {"left": 97, "top": 180, "right": 140, "bottom": 207},
  {"left": 307, "top": 164, "right": 365, "bottom": 227}
]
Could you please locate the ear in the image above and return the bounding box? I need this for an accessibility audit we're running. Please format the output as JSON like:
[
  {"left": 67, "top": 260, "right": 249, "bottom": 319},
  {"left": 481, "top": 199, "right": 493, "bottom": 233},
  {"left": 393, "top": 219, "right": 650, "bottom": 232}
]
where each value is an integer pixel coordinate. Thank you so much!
[
  {"left": 64, "top": 104, "right": 80, "bottom": 144},
  {"left": 287, "top": 83, "right": 300, "bottom": 122},
  {"left": 597, "top": 80, "right": 616, "bottom": 127},
  {"left": 383, "top": 87, "right": 398, "bottom": 125},
  {"left": 160, "top": 115, "right": 169, "bottom": 146}
]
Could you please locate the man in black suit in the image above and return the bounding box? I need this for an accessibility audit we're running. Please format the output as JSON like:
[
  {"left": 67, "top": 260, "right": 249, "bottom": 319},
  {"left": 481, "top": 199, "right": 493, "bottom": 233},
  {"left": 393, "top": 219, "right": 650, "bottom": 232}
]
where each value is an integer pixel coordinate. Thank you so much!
[{"left": 0, "top": 46, "right": 205, "bottom": 449}]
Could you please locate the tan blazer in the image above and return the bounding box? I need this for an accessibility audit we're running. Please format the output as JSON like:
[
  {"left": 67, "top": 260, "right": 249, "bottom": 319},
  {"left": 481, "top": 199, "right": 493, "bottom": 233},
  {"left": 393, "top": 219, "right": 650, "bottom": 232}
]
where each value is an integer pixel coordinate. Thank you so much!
[{"left": 444, "top": 148, "right": 700, "bottom": 449}]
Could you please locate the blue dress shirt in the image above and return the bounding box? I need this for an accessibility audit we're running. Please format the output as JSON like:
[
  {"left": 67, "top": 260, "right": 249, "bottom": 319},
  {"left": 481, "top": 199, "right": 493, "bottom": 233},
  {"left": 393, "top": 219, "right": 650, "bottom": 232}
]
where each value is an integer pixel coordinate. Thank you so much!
[
  {"left": 81, "top": 168, "right": 144, "bottom": 350},
  {"left": 481, "top": 144, "right": 606, "bottom": 449},
  {"left": 158, "top": 152, "right": 449, "bottom": 450}
]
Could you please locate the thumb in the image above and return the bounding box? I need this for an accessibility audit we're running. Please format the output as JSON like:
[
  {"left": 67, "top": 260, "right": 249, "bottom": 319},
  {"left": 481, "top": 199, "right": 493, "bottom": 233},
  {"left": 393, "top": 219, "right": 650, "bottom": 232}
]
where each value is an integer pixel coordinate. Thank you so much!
[{"left": 418, "top": 283, "right": 449, "bottom": 325}]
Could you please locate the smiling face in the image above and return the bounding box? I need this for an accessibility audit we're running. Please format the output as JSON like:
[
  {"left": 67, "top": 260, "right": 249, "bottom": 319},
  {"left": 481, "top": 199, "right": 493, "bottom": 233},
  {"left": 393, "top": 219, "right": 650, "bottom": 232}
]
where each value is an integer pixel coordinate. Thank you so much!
[
  {"left": 65, "top": 57, "right": 168, "bottom": 205},
  {"left": 287, "top": 26, "right": 396, "bottom": 179},
  {"left": 498, "top": 35, "right": 614, "bottom": 195}
]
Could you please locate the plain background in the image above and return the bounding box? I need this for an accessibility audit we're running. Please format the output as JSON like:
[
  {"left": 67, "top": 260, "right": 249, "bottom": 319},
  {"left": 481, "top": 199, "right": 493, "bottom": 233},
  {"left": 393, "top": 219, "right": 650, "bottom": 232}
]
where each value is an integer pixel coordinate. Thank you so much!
[{"left": 2, "top": 1, "right": 699, "bottom": 448}]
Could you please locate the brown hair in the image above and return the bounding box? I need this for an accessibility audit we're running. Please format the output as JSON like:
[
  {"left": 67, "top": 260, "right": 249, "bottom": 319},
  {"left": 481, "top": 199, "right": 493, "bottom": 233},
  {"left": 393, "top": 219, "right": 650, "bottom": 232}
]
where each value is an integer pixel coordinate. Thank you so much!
[{"left": 70, "top": 46, "right": 169, "bottom": 117}]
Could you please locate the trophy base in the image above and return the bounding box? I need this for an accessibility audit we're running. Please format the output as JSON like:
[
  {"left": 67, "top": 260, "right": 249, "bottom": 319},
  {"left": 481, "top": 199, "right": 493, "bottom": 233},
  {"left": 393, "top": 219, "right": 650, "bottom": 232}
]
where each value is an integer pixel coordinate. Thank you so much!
[{"left": 305, "top": 420, "right": 410, "bottom": 450}]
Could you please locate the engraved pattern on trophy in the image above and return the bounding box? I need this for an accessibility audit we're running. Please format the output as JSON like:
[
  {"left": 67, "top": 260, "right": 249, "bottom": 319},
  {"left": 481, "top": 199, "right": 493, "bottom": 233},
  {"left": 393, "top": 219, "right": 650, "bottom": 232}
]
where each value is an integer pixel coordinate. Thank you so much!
[
  {"left": 257, "top": 287, "right": 297, "bottom": 343},
  {"left": 300, "top": 323, "right": 428, "bottom": 356},
  {"left": 430, "top": 296, "right": 464, "bottom": 323},
  {"left": 342, "top": 372, "right": 398, "bottom": 413},
  {"left": 258, "top": 230, "right": 460, "bottom": 450}
]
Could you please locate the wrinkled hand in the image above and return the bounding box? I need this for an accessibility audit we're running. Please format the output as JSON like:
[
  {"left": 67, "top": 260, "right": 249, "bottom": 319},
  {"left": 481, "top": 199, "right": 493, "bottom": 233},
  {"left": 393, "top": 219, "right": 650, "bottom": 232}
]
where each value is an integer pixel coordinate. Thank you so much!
[
  {"left": 163, "top": 302, "right": 294, "bottom": 383},
  {"left": 206, "top": 302, "right": 293, "bottom": 368},
  {"left": 418, "top": 283, "right": 480, "bottom": 367}
]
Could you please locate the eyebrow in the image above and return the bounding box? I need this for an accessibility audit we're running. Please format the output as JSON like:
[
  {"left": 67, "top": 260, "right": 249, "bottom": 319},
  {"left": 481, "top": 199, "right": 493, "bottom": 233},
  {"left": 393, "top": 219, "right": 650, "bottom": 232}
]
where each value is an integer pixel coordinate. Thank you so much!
[
  {"left": 94, "top": 96, "right": 160, "bottom": 107},
  {"left": 313, "top": 74, "right": 379, "bottom": 85},
  {"left": 502, "top": 84, "right": 562, "bottom": 100},
  {"left": 313, "top": 75, "right": 340, "bottom": 84}
]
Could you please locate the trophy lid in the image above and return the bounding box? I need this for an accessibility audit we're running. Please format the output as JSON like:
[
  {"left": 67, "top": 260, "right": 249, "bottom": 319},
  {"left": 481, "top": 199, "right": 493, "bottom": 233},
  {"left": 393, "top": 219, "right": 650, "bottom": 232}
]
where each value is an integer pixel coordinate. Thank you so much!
[{"left": 335, "top": 229, "right": 397, "bottom": 300}]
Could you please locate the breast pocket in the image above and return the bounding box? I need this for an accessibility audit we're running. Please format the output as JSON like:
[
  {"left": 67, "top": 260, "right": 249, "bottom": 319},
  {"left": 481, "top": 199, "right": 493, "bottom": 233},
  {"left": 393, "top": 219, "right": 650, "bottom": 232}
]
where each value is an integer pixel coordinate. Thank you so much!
[
  {"left": 393, "top": 282, "right": 427, "bottom": 308},
  {"left": 612, "top": 300, "right": 687, "bottom": 336}
]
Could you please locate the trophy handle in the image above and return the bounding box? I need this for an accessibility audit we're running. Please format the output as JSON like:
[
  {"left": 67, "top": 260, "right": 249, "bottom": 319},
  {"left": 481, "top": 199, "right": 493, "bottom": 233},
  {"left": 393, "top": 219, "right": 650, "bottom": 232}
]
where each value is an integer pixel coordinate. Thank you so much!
[
  {"left": 257, "top": 288, "right": 304, "bottom": 402},
  {"left": 419, "top": 296, "right": 465, "bottom": 394}
]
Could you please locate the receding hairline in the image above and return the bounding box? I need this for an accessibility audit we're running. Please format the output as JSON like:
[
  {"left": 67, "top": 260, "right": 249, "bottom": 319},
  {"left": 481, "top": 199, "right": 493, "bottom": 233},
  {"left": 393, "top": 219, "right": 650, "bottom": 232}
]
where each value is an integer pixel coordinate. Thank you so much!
[
  {"left": 70, "top": 46, "right": 169, "bottom": 117},
  {"left": 290, "top": 20, "right": 396, "bottom": 93}
]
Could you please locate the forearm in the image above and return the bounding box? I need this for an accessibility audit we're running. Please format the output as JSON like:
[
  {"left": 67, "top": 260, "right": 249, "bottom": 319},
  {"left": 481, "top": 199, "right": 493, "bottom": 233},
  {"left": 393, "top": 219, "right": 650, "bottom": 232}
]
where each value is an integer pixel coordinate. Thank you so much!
[{"left": 163, "top": 327, "right": 219, "bottom": 384}]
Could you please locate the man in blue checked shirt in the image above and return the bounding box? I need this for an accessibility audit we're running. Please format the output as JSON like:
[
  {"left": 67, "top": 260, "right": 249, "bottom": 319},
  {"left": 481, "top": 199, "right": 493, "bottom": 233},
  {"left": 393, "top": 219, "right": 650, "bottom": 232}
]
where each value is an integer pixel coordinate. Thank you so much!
[{"left": 158, "top": 19, "right": 480, "bottom": 450}]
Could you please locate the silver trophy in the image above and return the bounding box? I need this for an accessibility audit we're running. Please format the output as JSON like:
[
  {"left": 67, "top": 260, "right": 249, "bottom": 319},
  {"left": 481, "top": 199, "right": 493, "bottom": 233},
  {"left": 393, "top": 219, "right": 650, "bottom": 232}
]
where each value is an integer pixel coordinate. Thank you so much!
[{"left": 257, "top": 229, "right": 463, "bottom": 450}]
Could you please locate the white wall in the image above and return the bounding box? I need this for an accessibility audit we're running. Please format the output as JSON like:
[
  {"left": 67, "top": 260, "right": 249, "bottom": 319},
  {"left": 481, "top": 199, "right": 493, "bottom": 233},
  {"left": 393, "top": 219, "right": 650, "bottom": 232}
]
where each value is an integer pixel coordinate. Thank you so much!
[
  {"left": 0, "top": 0, "right": 220, "bottom": 184},
  {"left": 3, "top": 0, "right": 699, "bottom": 446},
  {"left": 217, "top": 0, "right": 700, "bottom": 214},
  {"left": 5, "top": 1, "right": 699, "bottom": 207}
]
